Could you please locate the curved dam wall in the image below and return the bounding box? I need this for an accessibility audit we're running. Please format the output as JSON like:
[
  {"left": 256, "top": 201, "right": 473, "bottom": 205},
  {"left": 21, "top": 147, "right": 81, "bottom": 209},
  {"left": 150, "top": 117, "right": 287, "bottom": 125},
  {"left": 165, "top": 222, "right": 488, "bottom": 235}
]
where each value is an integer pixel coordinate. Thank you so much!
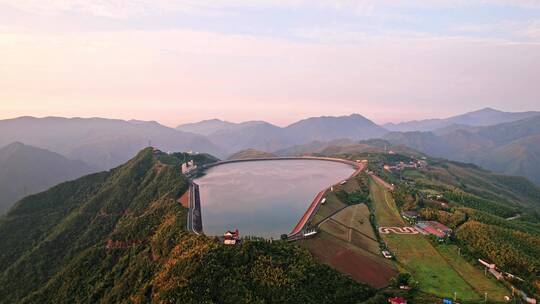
[{"left": 190, "top": 157, "right": 363, "bottom": 238}]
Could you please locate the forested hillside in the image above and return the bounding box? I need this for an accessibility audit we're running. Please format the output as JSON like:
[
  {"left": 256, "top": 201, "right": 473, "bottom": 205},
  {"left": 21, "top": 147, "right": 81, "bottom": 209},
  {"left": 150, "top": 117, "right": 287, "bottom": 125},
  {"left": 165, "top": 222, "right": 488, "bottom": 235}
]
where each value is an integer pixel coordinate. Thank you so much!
[
  {"left": 367, "top": 154, "right": 540, "bottom": 299},
  {"left": 384, "top": 115, "right": 540, "bottom": 184},
  {"left": 0, "top": 148, "right": 373, "bottom": 304}
]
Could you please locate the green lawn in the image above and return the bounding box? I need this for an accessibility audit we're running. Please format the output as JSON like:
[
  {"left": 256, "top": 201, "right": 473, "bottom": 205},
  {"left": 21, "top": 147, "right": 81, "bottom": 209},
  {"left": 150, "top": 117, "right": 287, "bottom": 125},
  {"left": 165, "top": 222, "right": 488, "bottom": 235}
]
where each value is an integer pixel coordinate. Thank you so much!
[
  {"left": 436, "top": 244, "right": 509, "bottom": 303},
  {"left": 385, "top": 234, "right": 480, "bottom": 301},
  {"left": 320, "top": 204, "right": 380, "bottom": 255},
  {"left": 368, "top": 178, "right": 404, "bottom": 227}
]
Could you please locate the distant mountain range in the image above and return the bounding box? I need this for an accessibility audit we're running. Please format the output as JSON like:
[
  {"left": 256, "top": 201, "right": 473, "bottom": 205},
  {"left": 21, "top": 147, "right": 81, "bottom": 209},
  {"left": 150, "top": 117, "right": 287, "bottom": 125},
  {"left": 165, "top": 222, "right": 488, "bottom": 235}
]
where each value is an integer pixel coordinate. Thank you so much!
[
  {"left": 1, "top": 107, "right": 540, "bottom": 211},
  {"left": 178, "top": 114, "right": 387, "bottom": 154},
  {"left": 0, "top": 117, "right": 223, "bottom": 170},
  {"left": 384, "top": 115, "right": 540, "bottom": 184},
  {"left": 177, "top": 119, "right": 267, "bottom": 136},
  {"left": 384, "top": 108, "right": 540, "bottom": 132},
  {"left": 0, "top": 142, "right": 96, "bottom": 214}
]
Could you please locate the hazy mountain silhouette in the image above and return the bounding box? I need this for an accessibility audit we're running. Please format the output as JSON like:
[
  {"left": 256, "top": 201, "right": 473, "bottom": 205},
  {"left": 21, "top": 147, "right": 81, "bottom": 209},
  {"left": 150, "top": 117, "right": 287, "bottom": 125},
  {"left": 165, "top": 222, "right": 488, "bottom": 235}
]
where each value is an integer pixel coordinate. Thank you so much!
[
  {"left": 176, "top": 119, "right": 267, "bottom": 136},
  {"left": 384, "top": 108, "right": 540, "bottom": 132},
  {"left": 0, "top": 142, "right": 96, "bottom": 214},
  {"left": 284, "top": 114, "right": 387, "bottom": 142},
  {"left": 190, "top": 114, "right": 388, "bottom": 154},
  {"left": 0, "top": 117, "right": 224, "bottom": 169},
  {"left": 384, "top": 115, "right": 540, "bottom": 184}
]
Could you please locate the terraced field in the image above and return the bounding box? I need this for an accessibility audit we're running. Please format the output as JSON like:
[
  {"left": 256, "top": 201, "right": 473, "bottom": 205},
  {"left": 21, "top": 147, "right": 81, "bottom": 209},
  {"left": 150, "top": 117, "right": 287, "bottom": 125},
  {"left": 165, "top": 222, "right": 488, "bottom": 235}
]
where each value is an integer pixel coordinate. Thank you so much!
[{"left": 301, "top": 175, "right": 397, "bottom": 288}]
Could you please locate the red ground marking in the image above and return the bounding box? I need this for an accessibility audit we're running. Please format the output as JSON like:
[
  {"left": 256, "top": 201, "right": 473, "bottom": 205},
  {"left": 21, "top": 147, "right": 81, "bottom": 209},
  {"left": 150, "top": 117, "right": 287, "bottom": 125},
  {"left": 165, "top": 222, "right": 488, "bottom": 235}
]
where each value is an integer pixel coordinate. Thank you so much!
[{"left": 178, "top": 188, "right": 190, "bottom": 208}]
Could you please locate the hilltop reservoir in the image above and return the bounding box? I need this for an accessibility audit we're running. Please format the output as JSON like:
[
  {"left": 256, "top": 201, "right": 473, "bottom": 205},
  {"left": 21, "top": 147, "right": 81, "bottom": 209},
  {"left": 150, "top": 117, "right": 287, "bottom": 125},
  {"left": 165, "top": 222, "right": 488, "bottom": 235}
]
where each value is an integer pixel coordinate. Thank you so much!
[{"left": 193, "top": 159, "right": 356, "bottom": 238}]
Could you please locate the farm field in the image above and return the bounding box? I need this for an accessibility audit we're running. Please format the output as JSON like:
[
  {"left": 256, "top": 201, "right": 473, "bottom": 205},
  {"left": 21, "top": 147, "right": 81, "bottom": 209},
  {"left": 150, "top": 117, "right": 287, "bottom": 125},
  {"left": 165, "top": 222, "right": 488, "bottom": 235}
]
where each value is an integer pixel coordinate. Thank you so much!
[
  {"left": 300, "top": 231, "right": 396, "bottom": 288},
  {"left": 369, "top": 177, "right": 484, "bottom": 301},
  {"left": 436, "top": 244, "right": 509, "bottom": 302}
]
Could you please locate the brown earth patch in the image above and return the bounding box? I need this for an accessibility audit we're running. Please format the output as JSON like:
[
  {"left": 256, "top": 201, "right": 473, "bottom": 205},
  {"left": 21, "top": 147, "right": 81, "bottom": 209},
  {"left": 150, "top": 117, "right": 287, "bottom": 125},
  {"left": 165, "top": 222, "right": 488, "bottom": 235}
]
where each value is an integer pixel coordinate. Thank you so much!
[
  {"left": 178, "top": 189, "right": 189, "bottom": 208},
  {"left": 301, "top": 232, "right": 397, "bottom": 288}
]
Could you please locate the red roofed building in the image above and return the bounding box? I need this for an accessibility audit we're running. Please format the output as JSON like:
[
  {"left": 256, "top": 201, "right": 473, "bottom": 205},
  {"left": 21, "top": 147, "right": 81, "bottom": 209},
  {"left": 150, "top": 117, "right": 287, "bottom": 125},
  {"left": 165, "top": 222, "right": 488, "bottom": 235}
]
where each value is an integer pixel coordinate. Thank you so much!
[
  {"left": 224, "top": 229, "right": 240, "bottom": 245},
  {"left": 415, "top": 221, "right": 452, "bottom": 238},
  {"left": 388, "top": 297, "right": 407, "bottom": 304},
  {"left": 426, "top": 221, "right": 452, "bottom": 236}
]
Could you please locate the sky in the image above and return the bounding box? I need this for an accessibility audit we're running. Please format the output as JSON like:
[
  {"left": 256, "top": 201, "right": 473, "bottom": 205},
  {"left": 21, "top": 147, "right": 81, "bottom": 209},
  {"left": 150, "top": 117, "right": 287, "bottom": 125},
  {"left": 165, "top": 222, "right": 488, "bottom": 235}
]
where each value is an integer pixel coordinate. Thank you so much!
[{"left": 1, "top": 0, "right": 540, "bottom": 127}]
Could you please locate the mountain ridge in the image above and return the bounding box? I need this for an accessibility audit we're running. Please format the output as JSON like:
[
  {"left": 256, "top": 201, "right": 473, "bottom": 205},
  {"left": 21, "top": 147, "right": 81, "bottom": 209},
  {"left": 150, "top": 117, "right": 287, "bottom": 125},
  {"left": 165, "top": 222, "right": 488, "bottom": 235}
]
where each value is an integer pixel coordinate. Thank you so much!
[
  {"left": 0, "top": 142, "right": 96, "bottom": 215},
  {"left": 0, "top": 148, "right": 374, "bottom": 304},
  {"left": 0, "top": 116, "right": 224, "bottom": 170},
  {"left": 385, "top": 108, "right": 540, "bottom": 132}
]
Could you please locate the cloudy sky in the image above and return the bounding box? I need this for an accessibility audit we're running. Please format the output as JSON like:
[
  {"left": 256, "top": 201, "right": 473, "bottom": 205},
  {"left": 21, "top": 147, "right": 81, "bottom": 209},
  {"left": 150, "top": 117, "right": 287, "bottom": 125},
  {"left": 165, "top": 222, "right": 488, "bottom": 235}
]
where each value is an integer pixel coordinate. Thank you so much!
[{"left": 1, "top": 0, "right": 540, "bottom": 126}]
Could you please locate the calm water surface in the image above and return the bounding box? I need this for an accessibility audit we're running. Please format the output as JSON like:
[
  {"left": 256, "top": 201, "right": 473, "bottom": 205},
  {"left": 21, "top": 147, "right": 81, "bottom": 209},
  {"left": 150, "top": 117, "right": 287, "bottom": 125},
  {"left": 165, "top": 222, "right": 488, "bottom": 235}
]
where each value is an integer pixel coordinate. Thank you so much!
[{"left": 194, "top": 160, "right": 354, "bottom": 238}]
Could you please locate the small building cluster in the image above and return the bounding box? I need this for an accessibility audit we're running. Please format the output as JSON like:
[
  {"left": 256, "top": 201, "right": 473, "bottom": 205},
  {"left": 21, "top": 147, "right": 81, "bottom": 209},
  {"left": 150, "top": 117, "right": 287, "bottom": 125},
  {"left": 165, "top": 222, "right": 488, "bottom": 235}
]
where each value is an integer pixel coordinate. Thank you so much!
[
  {"left": 384, "top": 160, "right": 428, "bottom": 172},
  {"left": 181, "top": 160, "right": 197, "bottom": 174},
  {"left": 415, "top": 221, "right": 452, "bottom": 239},
  {"left": 223, "top": 229, "right": 240, "bottom": 245}
]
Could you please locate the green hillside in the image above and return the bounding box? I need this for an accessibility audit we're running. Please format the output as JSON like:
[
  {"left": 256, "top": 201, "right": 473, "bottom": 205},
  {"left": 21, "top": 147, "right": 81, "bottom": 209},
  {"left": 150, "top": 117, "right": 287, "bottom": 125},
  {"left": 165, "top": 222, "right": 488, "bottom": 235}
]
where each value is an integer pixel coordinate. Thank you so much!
[
  {"left": 0, "top": 148, "right": 373, "bottom": 304},
  {"left": 384, "top": 115, "right": 540, "bottom": 184},
  {"left": 368, "top": 154, "right": 540, "bottom": 299}
]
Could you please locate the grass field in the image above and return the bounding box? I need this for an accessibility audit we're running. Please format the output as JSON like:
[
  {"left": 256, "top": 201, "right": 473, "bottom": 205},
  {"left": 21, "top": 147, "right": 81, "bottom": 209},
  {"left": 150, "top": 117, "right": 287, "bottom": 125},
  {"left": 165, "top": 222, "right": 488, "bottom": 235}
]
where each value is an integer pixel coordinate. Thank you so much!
[
  {"left": 436, "top": 244, "right": 509, "bottom": 302},
  {"left": 368, "top": 178, "right": 404, "bottom": 227},
  {"left": 309, "top": 190, "right": 347, "bottom": 225},
  {"left": 385, "top": 233, "right": 481, "bottom": 301},
  {"left": 320, "top": 204, "right": 380, "bottom": 255},
  {"left": 331, "top": 204, "right": 375, "bottom": 237},
  {"left": 369, "top": 177, "right": 487, "bottom": 302}
]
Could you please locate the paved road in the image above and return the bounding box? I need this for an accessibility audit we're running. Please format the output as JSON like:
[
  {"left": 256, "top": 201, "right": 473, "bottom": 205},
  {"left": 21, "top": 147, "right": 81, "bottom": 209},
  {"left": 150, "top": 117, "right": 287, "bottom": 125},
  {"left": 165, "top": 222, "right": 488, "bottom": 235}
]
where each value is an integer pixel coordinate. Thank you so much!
[{"left": 369, "top": 173, "right": 394, "bottom": 191}]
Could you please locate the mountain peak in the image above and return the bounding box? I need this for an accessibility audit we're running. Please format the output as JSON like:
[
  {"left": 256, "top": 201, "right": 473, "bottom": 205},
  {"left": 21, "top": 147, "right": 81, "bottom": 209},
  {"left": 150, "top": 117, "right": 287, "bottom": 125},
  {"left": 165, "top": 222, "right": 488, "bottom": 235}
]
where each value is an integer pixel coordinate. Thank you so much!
[
  {"left": 1, "top": 142, "right": 36, "bottom": 154},
  {"left": 469, "top": 107, "right": 503, "bottom": 115}
]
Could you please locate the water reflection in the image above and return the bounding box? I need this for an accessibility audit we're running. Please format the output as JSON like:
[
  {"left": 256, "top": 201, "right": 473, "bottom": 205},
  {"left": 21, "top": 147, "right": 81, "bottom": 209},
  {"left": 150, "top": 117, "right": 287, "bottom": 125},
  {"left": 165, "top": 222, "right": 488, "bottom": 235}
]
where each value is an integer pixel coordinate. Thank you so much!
[{"left": 194, "top": 160, "right": 354, "bottom": 238}]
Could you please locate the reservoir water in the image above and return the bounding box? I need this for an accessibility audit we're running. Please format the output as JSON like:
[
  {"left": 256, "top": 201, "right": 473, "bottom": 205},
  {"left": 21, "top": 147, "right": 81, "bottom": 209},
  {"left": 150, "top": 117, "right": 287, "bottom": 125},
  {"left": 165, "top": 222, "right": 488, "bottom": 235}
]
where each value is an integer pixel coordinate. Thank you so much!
[{"left": 194, "top": 159, "right": 355, "bottom": 238}]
